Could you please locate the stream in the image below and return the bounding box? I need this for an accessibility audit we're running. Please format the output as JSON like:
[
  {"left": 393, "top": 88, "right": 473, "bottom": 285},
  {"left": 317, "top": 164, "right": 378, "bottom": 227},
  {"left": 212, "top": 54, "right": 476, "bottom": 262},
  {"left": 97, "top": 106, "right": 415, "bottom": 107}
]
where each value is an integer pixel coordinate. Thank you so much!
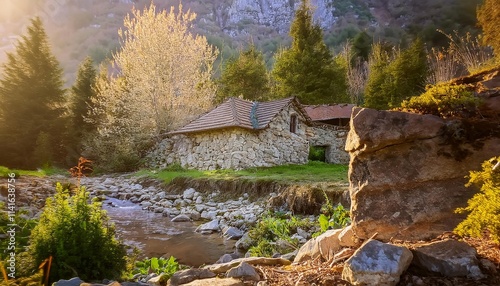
[{"left": 102, "top": 197, "right": 236, "bottom": 267}]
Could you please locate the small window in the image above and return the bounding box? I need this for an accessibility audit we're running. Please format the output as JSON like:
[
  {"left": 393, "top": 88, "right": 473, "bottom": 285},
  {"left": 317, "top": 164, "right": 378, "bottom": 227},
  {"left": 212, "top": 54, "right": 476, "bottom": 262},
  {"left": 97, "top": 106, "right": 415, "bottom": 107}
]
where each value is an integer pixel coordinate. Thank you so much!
[{"left": 290, "top": 114, "right": 298, "bottom": 133}]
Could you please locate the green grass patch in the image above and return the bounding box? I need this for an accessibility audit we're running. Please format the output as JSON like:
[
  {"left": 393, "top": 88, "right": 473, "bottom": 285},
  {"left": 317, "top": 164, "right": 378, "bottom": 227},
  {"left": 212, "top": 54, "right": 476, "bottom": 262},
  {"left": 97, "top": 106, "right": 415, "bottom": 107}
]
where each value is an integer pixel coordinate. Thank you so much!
[
  {"left": 0, "top": 165, "right": 68, "bottom": 178},
  {"left": 136, "top": 161, "right": 348, "bottom": 184}
]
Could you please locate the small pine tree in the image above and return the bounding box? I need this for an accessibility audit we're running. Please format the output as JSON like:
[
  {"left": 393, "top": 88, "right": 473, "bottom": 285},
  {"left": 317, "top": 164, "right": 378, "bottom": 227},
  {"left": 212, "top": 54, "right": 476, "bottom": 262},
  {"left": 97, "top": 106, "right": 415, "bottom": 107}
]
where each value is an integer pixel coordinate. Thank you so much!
[
  {"left": 271, "top": 0, "right": 348, "bottom": 104},
  {"left": 29, "top": 182, "right": 126, "bottom": 282},
  {"left": 455, "top": 157, "right": 500, "bottom": 242},
  {"left": 33, "top": 131, "right": 53, "bottom": 168},
  {"left": 216, "top": 45, "right": 270, "bottom": 103}
]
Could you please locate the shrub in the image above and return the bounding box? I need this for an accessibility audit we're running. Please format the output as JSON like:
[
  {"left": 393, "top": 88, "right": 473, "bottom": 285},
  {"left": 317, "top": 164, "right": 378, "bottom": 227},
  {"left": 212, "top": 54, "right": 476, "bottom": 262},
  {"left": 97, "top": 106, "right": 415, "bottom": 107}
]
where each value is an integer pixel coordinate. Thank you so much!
[
  {"left": 247, "top": 213, "right": 314, "bottom": 257},
  {"left": 401, "top": 83, "right": 481, "bottom": 118},
  {"left": 28, "top": 183, "right": 126, "bottom": 282},
  {"left": 454, "top": 156, "right": 500, "bottom": 242},
  {"left": 127, "top": 256, "right": 181, "bottom": 282},
  {"left": 313, "top": 192, "right": 351, "bottom": 237}
]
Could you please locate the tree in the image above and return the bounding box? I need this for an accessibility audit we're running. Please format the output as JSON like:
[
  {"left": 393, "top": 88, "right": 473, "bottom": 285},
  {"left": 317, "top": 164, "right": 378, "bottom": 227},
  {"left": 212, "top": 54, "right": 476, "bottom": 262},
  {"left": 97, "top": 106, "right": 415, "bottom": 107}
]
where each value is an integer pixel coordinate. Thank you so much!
[
  {"left": 0, "top": 17, "right": 66, "bottom": 168},
  {"left": 87, "top": 3, "right": 218, "bottom": 171},
  {"left": 216, "top": 44, "right": 270, "bottom": 103},
  {"left": 477, "top": 0, "right": 500, "bottom": 57},
  {"left": 68, "top": 57, "right": 97, "bottom": 156},
  {"left": 271, "top": 0, "right": 348, "bottom": 104},
  {"left": 364, "top": 39, "right": 428, "bottom": 109}
]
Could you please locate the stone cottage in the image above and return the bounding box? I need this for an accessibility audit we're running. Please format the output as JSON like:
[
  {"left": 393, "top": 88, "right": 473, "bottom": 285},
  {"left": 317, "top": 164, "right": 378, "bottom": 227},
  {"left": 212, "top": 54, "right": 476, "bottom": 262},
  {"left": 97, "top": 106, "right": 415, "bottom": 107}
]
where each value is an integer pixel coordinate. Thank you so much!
[
  {"left": 304, "top": 104, "right": 354, "bottom": 164},
  {"left": 148, "top": 97, "right": 352, "bottom": 170}
]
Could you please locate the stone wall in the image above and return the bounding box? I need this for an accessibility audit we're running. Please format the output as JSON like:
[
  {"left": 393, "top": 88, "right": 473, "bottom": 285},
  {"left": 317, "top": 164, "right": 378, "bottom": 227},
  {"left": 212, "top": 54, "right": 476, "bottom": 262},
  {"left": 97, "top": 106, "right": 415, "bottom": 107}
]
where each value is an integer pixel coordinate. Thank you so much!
[
  {"left": 148, "top": 105, "right": 310, "bottom": 170},
  {"left": 307, "top": 125, "right": 350, "bottom": 164}
]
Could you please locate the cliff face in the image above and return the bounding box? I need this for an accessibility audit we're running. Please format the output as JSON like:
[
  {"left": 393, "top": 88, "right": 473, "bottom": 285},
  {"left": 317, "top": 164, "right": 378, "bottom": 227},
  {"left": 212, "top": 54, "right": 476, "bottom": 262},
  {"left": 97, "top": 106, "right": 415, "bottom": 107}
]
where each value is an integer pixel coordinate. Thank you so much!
[{"left": 221, "top": 0, "right": 335, "bottom": 35}]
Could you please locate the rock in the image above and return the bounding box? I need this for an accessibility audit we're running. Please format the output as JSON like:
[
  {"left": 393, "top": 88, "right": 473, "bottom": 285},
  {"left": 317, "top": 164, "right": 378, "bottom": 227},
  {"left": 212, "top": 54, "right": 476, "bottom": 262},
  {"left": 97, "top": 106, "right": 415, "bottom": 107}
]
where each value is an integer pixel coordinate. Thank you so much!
[
  {"left": 216, "top": 254, "right": 235, "bottom": 264},
  {"left": 183, "top": 188, "right": 196, "bottom": 199},
  {"left": 195, "top": 196, "right": 203, "bottom": 204},
  {"left": 338, "top": 225, "right": 360, "bottom": 247},
  {"left": 223, "top": 227, "right": 244, "bottom": 240},
  {"left": 235, "top": 233, "right": 253, "bottom": 251},
  {"left": 147, "top": 274, "right": 164, "bottom": 286},
  {"left": 411, "top": 239, "right": 484, "bottom": 279},
  {"left": 180, "top": 277, "right": 244, "bottom": 286},
  {"left": 226, "top": 261, "right": 260, "bottom": 281},
  {"left": 53, "top": 277, "right": 84, "bottom": 286},
  {"left": 342, "top": 239, "right": 413, "bottom": 286},
  {"left": 347, "top": 107, "right": 500, "bottom": 241},
  {"left": 204, "top": 257, "right": 291, "bottom": 274},
  {"left": 281, "top": 249, "right": 298, "bottom": 261},
  {"left": 171, "top": 214, "right": 192, "bottom": 222},
  {"left": 294, "top": 229, "right": 343, "bottom": 263},
  {"left": 168, "top": 268, "right": 216, "bottom": 286},
  {"left": 195, "top": 219, "right": 220, "bottom": 233}
]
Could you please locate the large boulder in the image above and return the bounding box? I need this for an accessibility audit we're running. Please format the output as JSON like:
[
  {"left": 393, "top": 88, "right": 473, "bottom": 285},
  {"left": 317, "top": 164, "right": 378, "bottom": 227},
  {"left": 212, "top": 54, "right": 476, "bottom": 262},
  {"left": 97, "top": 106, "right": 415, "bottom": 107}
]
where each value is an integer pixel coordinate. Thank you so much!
[
  {"left": 346, "top": 107, "right": 500, "bottom": 241},
  {"left": 342, "top": 239, "right": 413, "bottom": 286}
]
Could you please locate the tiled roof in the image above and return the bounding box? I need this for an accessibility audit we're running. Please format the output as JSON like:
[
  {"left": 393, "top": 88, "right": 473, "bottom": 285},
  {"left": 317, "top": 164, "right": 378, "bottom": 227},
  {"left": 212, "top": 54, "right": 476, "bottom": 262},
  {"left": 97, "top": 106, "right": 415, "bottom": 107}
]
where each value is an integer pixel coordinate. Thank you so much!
[
  {"left": 303, "top": 104, "right": 355, "bottom": 121},
  {"left": 170, "top": 97, "right": 309, "bottom": 134}
]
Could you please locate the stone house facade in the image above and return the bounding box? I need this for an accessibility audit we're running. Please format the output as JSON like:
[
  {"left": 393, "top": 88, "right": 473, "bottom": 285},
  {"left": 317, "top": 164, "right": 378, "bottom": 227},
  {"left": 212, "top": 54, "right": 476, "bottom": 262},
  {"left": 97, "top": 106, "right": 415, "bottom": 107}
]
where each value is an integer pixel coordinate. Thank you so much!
[{"left": 147, "top": 97, "right": 351, "bottom": 170}]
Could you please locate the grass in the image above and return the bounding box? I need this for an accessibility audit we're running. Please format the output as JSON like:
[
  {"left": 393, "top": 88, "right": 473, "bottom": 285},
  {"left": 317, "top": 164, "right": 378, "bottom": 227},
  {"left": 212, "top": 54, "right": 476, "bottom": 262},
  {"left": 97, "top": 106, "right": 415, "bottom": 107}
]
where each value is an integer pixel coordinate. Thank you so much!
[
  {"left": 135, "top": 161, "right": 349, "bottom": 184},
  {"left": 0, "top": 165, "right": 68, "bottom": 178}
]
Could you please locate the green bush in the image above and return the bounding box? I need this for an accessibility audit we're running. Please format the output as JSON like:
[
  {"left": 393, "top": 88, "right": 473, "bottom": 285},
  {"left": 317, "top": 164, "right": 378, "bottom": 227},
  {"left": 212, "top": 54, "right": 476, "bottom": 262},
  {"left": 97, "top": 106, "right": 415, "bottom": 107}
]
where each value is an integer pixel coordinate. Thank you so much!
[
  {"left": 308, "top": 146, "right": 326, "bottom": 162},
  {"left": 247, "top": 213, "right": 314, "bottom": 257},
  {"left": 313, "top": 192, "right": 351, "bottom": 237},
  {"left": 129, "top": 256, "right": 180, "bottom": 281},
  {"left": 401, "top": 83, "right": 481, "bottom": 118},
  {"left": 454, "top": 156, "right": 500, "bottom": 242},
  {"left": 28, "top": 183, "right": 126, "bottom": 282}
]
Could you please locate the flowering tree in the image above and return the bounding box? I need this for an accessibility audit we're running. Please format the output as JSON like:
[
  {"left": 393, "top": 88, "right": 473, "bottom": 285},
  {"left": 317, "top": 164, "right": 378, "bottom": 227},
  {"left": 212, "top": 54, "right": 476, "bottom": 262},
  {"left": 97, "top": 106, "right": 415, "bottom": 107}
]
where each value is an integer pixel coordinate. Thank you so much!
[{"left": 87, "top": 3, "right": 218, "bottom": 170}]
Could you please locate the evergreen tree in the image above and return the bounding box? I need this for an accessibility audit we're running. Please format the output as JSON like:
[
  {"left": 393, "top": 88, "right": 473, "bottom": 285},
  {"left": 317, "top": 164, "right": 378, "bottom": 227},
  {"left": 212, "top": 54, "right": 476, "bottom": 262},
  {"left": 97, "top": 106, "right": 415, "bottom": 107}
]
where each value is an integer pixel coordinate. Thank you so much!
[
  {"left": 271, "top": 0, "right": 348, "bottom": 104},
  {"left": 477, "top": 0, "right": 500, "bottom": 57},
  {"left": 364, "top": 39, "right": 428, "bottom": 109},
  {"left": 68, "top": 57, "right": 97, "bottom": 156},
  {"left": 0, "top": 17, "right": 66, "bottom": 168},
  {"left": 352, "top": 31, "right": 372, "bottom": 61},
  {"left": 216, "top": 45, "right": 270, "bottom": 103}
]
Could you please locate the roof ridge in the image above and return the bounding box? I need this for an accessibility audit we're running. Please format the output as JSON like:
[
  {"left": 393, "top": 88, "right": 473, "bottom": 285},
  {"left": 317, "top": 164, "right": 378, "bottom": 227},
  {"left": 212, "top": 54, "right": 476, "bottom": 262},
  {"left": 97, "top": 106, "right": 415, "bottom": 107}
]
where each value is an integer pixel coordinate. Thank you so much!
[{"left": 229, "top": 97, "right": 241, "bottom": 126}]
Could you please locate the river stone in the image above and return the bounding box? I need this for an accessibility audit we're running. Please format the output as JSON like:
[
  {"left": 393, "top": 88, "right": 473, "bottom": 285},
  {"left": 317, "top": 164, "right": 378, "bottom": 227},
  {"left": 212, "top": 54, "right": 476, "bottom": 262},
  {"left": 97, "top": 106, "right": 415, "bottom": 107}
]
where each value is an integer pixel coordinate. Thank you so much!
[
  {"left": 226, "top": 262, "right": 260, "bottom": 281},
  {"left": 204, "top": 257, "right": 291, "bottom": 274},
  {"left": 411, "top": 239, "right": 484, "bottom": 279},
  {"left": 294, "top": 229, "right": 343, "bottom": 263},
  {"left": 235, "top": 233, "right": 253, "bottom": 250},
  {"left": 223, "top": 227, "right": 244, "bottom": 240},
  {"left": 53, "top": 277, "right": 84, "bottom": 286},
  {"left": 342, "top": 239, "right": 413, "bottom": 286},
  {"left": 181, "top": 278, "right": 244, "bottom": 286},
  {"left": 183, "top": 188, "right": 196, "bottom": 199},
  {"left": 171, "top": 214, "right": 192, "bottom": 222},
  {"left": 168, "top": 268, "right": 216, "bottom": 286},
  {"left": 196, "top": 219, "right": 220, "bottom": 233}
]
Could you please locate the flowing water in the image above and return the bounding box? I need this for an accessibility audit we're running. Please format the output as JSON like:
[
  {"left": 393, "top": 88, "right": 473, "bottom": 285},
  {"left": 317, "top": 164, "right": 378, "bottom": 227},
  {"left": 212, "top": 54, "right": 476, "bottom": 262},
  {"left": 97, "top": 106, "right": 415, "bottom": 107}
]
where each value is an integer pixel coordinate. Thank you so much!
[{"left": 103, "top": 197, "right": 236, "bottom": 267}]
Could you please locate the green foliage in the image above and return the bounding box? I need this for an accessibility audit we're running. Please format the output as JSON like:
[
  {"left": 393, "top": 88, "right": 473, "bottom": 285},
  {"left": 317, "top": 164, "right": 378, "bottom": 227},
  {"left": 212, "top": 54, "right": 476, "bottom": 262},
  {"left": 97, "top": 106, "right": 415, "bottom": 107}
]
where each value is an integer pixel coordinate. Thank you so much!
[
  {"left": 129, "top": 256, "right": 180, "bottom": 280},
  {"left": 0, "top": 17, "right": 67, "bottom": 169},
  {"left": 308, "top": 146, "right": 326, "bottom": 162},
  {"left": 247, "top": 213, "right": 314, "bottom": 257},
  {"left": 29, "top": 183, "right": 126, "bottom": 283},
  {"left": 68, "top": 57, "right": 98, "bottom": 154},
  {"left": 401, "top": 83, "right": 480, "bottom": 118},
  {"left": 364, "top": 38, "right": 428, "bottom": 109},
  {"left": 216, "top": 45, "right": 270, "bottom": 103},
  {"left": 313, "top": 192, "right": 351, "bottom": 237},
  {"left": 477, "top": 0, "right": 500, "bottom": 57},
  {"left": 454, "top": 156, "right": 500, "bottom": 242},
  {"left": 271, "top": 0, "right": 348, "bottom": 104},
  {"left": 0, "top": 166, "right": 66, "bottom": 178},
  {"left": 0, "top": 203, "right": 38, "bottom": 261},
  {"left": 138, "top": 161, "right": 349, "bottom": 184},
  {"left": 33, "top": 132, "right": 53, "bottom": 168}
]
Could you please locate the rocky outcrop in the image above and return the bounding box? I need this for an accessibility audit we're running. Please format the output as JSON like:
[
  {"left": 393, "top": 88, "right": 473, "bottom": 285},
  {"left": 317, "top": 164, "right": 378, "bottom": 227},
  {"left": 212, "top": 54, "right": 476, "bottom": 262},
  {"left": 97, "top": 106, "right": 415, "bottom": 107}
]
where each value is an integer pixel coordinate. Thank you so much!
[{"left": 346, "top": 107, "right": 500, "bottom": 241}]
